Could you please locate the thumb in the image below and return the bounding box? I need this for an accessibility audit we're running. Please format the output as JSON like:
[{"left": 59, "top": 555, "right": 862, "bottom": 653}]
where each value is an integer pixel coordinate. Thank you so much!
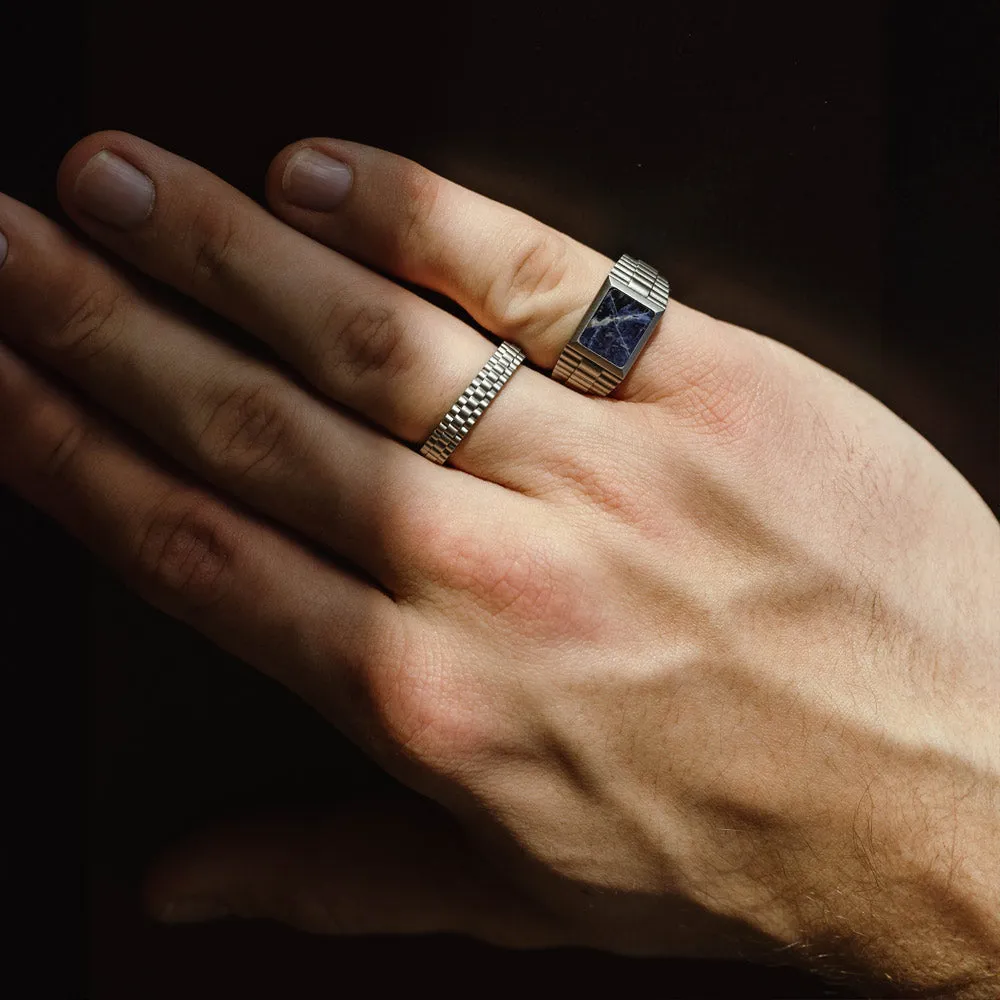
[{"left": 144, "top": 794, "right": 565, "bottom": 948}]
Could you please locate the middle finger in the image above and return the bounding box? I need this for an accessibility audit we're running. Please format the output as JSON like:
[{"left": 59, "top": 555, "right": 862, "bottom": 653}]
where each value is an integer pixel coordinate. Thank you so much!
[
  {"left": 55, "top": 131, "right": 577, "bottom": 483},
  {"left": 0, "top": 191, "right": 452, "bottom": 591}
]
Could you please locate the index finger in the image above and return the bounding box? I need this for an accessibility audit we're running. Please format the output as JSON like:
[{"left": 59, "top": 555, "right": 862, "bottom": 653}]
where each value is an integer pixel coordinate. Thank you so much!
[{"left": 0, "top": 336, "right": 402, "bottom": 732}]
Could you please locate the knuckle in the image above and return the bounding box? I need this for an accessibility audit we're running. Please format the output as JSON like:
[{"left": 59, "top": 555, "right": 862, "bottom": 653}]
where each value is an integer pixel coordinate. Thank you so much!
[
  {"left": 369, "top": 655, "right": 487, "bottom": 770},
  {"left": 196, "top": 379, "right": 296, "bottom": 484},
  {"left": 662, "top": 337, "right": 785, "bottom": 445},
  {"left": 348, "top": 622, "right": 491, "bottom": 770},
  {"left": 319, "top": 298, "right": 413, "bottom": 389},
  {"left": 371, "top": 670, "right": 450, "bottom": 764},
  {"left": 185, "top": 196, "right": 241, "bottom": 286},
  {"left": 485, "top": 227, "right": 571, "bottom": 332},
  {"left": 131, "top": 493, "right": 234, "bottom": 612},
  {"left": 396, "top": 160, "right": 443, "bottom": 264},
  {"left": 538, "top": 438, "right": 649, "bottom": 523},
  {"left": 38, "top": 422, "right": 89, "bottom": 482},
  {"left": 413, "top": 517, "right": 599, "bottom": 645},
  {"left": 679, "top": 366, "right": 752, "bottom": 435},
  {"left": 49, "top": 283, "right": 129, "bottom": 364}
]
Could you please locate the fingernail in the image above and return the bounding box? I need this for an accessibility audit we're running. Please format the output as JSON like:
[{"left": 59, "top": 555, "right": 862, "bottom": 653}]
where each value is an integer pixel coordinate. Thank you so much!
[
  {"left": 158, "top": 899, "right": 229, "bottom": 924},
  {"left": 74, "top": 150, "right": 155, "bottom": 229},
  {"left": 0, "top": 229, "right": 8, "bottom": 268},
  {"left": 282, "top": 149, "right": 353, "bottom": 211}
]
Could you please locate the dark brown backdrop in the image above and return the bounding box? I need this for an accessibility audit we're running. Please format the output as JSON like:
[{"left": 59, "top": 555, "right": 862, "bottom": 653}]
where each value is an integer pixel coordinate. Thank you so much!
[{"left": 2, "top": 1, "right": 996, "bottom": 997}]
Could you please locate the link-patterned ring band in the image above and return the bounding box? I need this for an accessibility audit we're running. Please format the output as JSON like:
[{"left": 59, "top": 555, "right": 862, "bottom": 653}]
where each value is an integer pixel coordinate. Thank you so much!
[{"left": 419, "top": 341, "right": 526, "bottom": 465}]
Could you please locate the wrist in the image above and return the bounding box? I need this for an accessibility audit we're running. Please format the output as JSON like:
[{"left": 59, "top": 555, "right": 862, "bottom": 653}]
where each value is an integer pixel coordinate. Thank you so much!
[{"left": 784, "top": 751, "right": 1000, "bottom": 996}]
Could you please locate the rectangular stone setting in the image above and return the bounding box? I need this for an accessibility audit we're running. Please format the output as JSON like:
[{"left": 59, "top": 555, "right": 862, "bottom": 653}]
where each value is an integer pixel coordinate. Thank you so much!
[{"left": 577, "top": 287, "right": 656, "bottom": 368}]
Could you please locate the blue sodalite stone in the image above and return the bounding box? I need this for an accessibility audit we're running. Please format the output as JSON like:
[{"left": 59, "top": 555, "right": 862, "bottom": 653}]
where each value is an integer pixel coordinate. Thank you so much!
[{"left": 577, "top": 287, "right": 655, "bottom": 367}]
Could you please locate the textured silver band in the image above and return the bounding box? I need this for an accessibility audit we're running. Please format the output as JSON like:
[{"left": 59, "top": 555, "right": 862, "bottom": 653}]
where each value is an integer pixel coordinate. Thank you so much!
[
  {"left": 551, "top": 349, "right": 621, "bottom": 395},
  {"left": 552, "top": 254, "right": 670, "bottom": 396},
  {"left": 419, "top": 341, "right": 526, "bottom": 465}
]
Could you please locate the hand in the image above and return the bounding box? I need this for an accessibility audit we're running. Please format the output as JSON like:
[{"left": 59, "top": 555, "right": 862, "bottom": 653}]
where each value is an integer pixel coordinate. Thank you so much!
[{"left": 1, "top": 133, "right": 997, "bottom": 996}]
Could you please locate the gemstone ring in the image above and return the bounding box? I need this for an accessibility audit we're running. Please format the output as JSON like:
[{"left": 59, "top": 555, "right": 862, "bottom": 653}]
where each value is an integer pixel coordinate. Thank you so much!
[{"left": 551, "top": 254, "right": 670, "bottom": 396}]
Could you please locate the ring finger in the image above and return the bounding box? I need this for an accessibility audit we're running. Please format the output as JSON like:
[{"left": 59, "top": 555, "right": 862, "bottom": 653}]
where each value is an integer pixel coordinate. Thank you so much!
[
  {"left": 264, "top": 138, "right": 770, "bottom": 408},
  {"left": 54, "top": 131, "right": 579, "bottom": 484}
]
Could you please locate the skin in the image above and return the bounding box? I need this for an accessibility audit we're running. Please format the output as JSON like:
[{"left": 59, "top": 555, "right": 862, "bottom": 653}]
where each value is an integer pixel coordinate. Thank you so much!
[{"left": 0, "top": 132, "right": 997, "bottom": 996}]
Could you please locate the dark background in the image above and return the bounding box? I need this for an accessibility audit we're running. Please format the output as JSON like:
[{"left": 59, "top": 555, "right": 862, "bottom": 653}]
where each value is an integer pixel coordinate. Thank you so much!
[{"left": 2, "top": 1, "right": 996, "bottom": 996}]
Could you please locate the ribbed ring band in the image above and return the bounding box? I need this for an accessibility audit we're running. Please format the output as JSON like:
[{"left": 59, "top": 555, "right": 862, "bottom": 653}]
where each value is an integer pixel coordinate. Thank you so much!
[{"left": 419, "top": 341, "right": 526, "bottom": 465}]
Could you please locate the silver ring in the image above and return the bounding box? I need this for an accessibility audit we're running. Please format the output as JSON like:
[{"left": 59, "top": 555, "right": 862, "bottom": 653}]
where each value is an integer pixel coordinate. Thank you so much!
[
  {"left": 552, "top": 253, "right": 669, "bottom": 396},
  {"left": 420, "top": 341, "right": 526, "bottom": 465}
]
